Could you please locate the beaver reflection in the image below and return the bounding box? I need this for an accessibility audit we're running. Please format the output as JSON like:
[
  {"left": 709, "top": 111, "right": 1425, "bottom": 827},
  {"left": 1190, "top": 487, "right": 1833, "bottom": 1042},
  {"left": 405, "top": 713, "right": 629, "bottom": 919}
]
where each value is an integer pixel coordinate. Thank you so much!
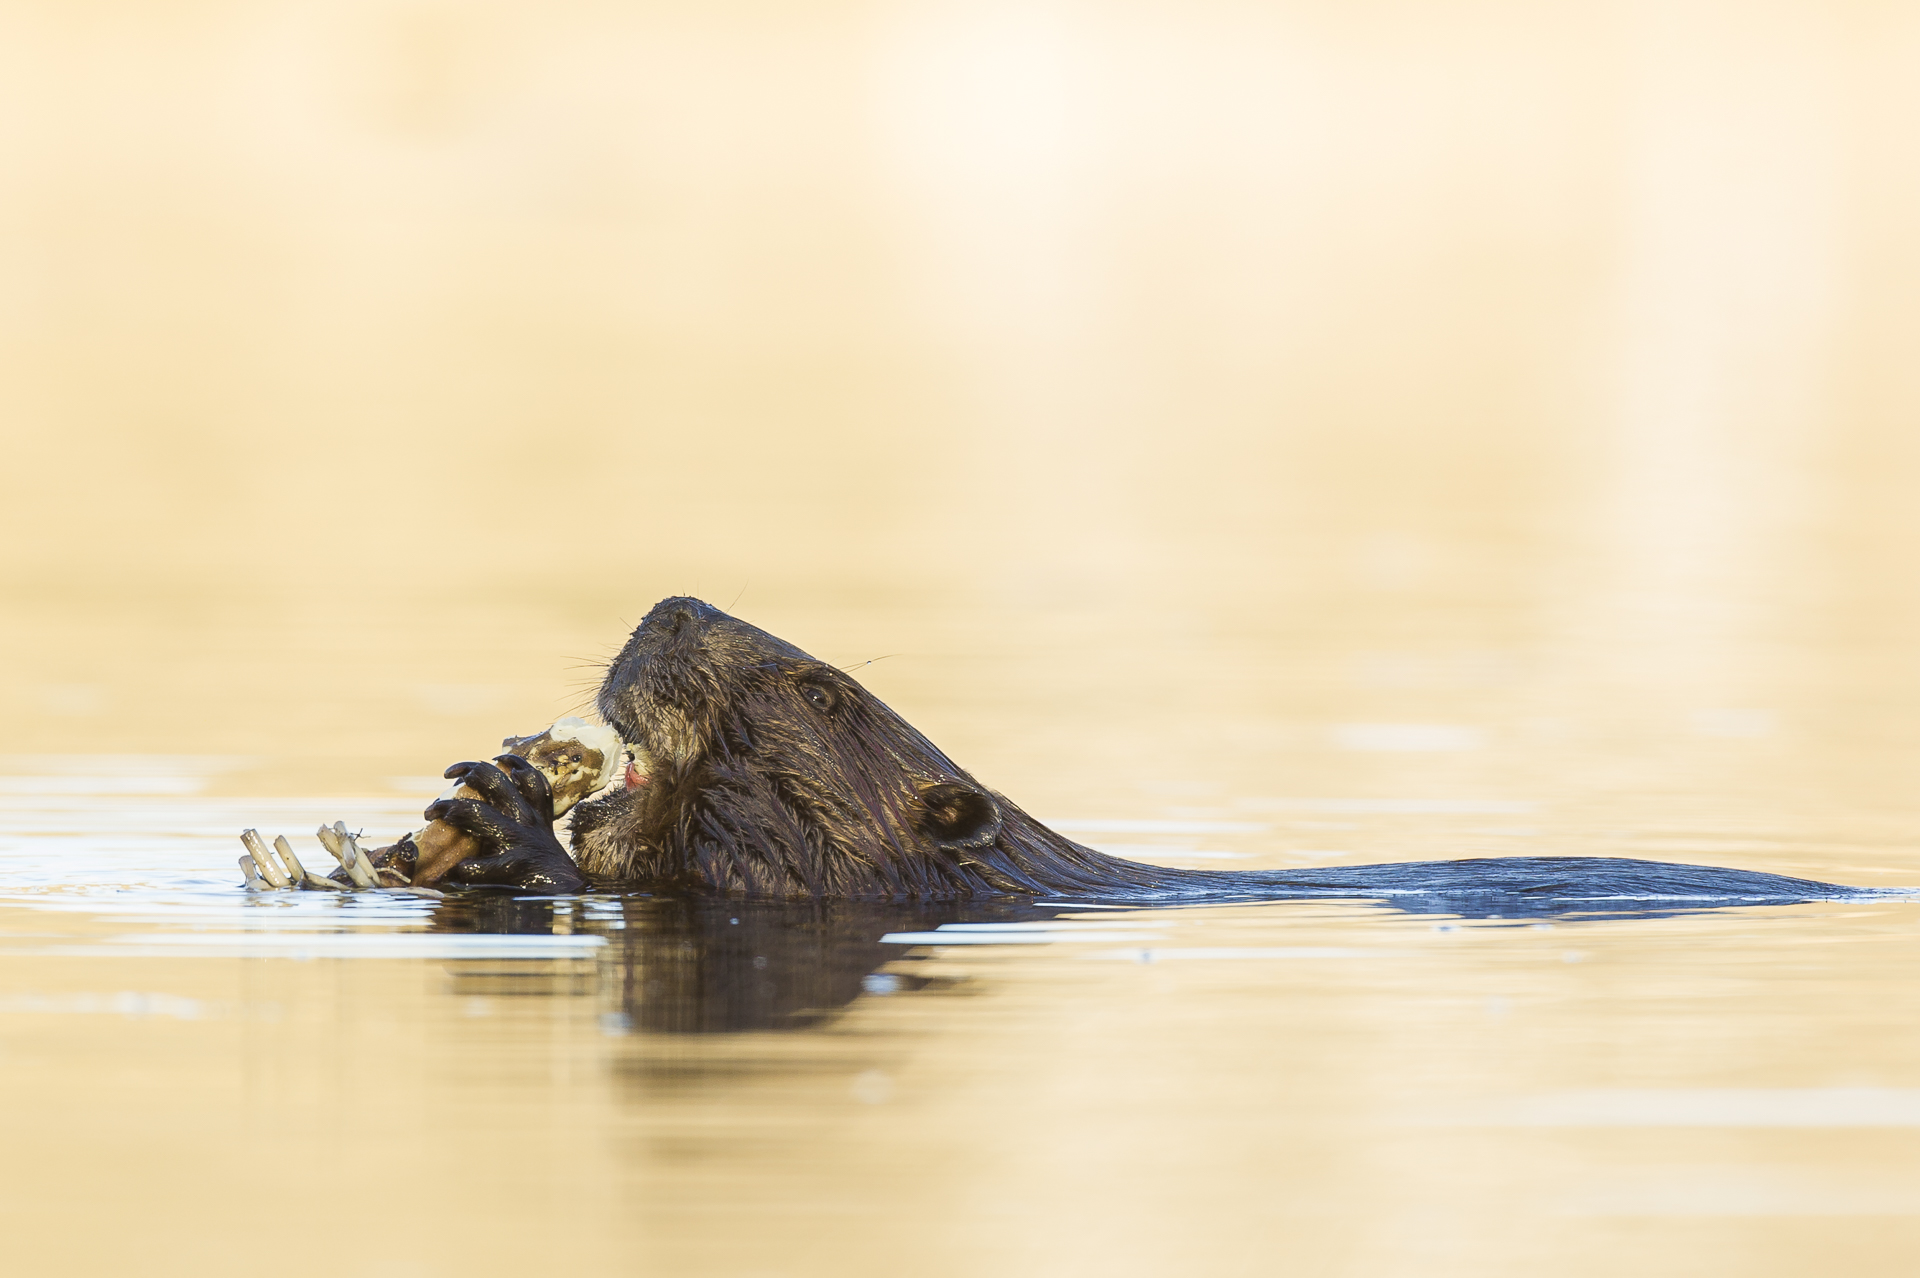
[
  {"left": 424, "top": 888, "right": 1761, "bottom": 1034},
  {"left": 428, "top": 893, "right": 1053, "bottom": 1034}
]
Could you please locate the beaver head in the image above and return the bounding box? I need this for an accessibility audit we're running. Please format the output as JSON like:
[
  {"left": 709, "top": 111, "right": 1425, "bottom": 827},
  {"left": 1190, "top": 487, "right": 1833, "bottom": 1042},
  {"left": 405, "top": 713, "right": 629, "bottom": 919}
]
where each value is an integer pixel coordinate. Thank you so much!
[{"left": 568, "top": 597, "right": 1040, "bottom": 897}]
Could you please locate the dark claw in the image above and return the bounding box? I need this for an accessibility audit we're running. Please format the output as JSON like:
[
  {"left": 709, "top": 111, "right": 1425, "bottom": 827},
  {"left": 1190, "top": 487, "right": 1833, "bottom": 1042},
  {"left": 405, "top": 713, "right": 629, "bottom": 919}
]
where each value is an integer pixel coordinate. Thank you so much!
[
  {"left": 441, "top": 760, "right": 538, "bottom": 825},
  {"left": 424, "top": 797, "right": 513, "bottom": 840},
  {"left": 494, "top": 754, "right": 556, "bottom": 823}
]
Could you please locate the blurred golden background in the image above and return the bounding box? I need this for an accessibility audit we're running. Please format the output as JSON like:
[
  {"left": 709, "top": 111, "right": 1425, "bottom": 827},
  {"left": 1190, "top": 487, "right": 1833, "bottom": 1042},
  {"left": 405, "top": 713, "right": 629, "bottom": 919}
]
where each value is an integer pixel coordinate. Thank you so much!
[
  {"left": 4, "top": 0, "right": 1919, "bottom": 830},
  {"left": 10, "top": 8, "right": 1920, "bottom": 1277}
]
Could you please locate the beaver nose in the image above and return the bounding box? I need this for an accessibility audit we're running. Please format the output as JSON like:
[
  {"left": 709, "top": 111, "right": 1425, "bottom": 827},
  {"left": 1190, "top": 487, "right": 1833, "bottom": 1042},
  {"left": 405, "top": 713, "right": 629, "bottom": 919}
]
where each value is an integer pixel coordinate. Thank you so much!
[{"left": 644, "top": 596, "right": 720, "bottom": 639}]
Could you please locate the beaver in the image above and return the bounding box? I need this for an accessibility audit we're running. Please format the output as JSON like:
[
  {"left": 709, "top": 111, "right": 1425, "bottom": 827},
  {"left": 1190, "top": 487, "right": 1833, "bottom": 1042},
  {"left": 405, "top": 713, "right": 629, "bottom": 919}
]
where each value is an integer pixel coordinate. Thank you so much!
[{"left": 423, "top": 597, "right": 1894, "bottom": 908}]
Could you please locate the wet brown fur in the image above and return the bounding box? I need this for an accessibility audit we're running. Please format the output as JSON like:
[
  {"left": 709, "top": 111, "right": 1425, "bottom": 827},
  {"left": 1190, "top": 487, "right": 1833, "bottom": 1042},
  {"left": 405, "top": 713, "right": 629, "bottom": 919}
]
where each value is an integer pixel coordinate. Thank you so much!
[
  {"left": 559, "top": 597, "right": 1871, "bottom": 906},
  {"left": 568, "top": 597, "right": 1171, "bottom": 898}
]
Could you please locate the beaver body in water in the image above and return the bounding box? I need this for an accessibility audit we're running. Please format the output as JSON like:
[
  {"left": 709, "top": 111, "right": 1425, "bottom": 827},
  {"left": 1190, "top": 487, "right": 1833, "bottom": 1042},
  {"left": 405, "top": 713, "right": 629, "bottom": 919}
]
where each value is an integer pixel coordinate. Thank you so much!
[{"left": 427, "top": 597, "right": 1890, "bottom": 907}]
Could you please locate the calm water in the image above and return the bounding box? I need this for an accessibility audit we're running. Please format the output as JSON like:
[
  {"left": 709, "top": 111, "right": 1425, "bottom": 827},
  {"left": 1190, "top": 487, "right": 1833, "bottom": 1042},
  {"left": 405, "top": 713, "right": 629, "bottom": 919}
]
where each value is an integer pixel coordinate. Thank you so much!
[
  {"left": 7, "top": 728, "right": 1920, "bottom": 1276},
  {"left": 7, "top": 1, "right": 1920, "bottom": 1274}
]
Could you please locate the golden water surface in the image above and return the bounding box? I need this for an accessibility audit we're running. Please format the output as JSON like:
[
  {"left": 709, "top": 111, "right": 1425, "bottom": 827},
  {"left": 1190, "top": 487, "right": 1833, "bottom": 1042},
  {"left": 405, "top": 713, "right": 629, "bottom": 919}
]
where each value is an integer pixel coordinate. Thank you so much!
[{"left": 5, "top": 2, "right": 1920, "bottom": 1274}]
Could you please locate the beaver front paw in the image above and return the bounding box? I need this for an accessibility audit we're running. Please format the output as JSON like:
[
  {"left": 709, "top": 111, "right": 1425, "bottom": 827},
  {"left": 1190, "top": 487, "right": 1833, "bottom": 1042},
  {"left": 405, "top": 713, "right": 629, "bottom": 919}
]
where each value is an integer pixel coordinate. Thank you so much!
[{"left": 423, "top": 758, "right": 588, "bottom": 894}]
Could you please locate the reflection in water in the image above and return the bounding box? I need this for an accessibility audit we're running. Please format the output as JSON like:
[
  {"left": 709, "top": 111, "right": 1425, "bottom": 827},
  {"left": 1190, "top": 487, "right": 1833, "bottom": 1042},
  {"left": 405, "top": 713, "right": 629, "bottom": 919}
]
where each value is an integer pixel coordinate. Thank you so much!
[
  {"left": 433, "top": 894, "right": 1052, "bottom": 1034},
  {"left": 423, "top": 877, "right": 1860, "bottom": 1038}
]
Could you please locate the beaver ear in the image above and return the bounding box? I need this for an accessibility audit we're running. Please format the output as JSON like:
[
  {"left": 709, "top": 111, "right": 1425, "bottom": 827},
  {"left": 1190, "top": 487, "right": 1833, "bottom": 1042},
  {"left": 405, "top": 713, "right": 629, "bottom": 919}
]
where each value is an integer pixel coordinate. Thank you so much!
[{"left": 914, "top": 781, "right": 1003, "bottom": 852}]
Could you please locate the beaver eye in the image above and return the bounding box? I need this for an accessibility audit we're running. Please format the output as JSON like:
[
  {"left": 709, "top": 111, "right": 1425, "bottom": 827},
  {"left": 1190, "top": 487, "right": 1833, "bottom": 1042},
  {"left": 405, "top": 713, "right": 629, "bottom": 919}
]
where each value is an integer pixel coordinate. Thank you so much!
[{"left": 801, "top": 683, "right": 836, "bottom": 713}]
